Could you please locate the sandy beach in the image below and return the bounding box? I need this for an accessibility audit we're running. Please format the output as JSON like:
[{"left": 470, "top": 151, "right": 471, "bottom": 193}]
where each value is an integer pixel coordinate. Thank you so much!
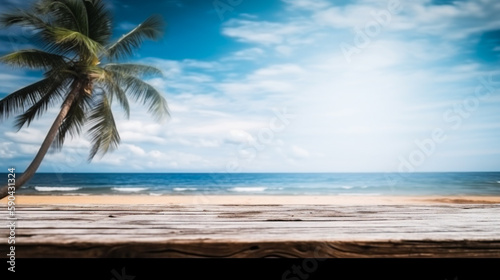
[{"left": 11, "top": 194, "right": 500, "bottom": 205}]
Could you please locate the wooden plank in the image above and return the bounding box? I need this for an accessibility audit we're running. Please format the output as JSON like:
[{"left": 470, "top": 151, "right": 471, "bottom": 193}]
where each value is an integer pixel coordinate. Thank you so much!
[{"left": 1, "top": 204, "right": 500, "bottom": 258}]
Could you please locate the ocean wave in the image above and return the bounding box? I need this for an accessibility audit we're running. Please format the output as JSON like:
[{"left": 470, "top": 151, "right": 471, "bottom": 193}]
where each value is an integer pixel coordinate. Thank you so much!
[
  {"left": 341, "top": 186, "right": 353, "bottom": 189},
  {"left": 149, "top": 192, "right": 163, "bottom": 196},
  {"left": 497, "top": 181, "right": 500, "bottom": 184},
  {"left": 111, "top": 187, "right": 149, "bottom": 192},
  {"left": 35, "top": 186, "right": 82, "bottom": 192},
  {"left": 230, "top": 187, "right": 267, "bottom": 192},
  {"left": 173, "top": 187, "right": 198, "bottom": 192},
  {"left": 338, "top": 193, "right": 381, "bottom": 196}
]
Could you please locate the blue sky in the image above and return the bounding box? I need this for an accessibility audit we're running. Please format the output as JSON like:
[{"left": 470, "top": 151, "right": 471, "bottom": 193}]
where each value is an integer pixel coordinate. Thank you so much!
[{"left": 1, "top": 0, "right": 500, "bottom": 173}]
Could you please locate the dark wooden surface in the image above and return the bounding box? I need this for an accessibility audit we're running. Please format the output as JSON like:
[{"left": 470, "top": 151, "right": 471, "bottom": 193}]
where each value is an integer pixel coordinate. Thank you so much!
[{"left": 2, "top": 204, "right": 500, "bottom": 257}]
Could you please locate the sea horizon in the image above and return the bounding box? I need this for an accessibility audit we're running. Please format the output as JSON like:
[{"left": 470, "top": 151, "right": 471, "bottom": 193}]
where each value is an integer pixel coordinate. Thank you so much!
[{"left": 6, "top": 172, "right": 500, "bottom": 196}]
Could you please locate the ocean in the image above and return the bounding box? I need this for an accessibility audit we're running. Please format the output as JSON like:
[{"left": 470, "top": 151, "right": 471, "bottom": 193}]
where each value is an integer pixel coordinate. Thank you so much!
[{"left": 6, "top": 172, "right": 500, "bottom": 196}]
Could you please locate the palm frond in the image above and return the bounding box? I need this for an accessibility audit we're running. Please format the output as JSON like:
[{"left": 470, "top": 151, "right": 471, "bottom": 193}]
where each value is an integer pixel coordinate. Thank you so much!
[
  {"left": 87, "top": 92, "right": 120, "bottom": 160},
  {"left": 84, "top": 0, "right": 112, "bottom": 45},
  {"left": 0, "top": 49, "right": 67, "bottom": 70},
  {"left": 103, "top": 63, "right": 163, "bottom": 77},
  {"left": 106, "top": 15, "right": 164, "bottom": 60},
  {"left": 0, "top": 9, "right": 47, "bottom": 29},
  {"left": 95, "top": 69, "right": 130, "bottom": 118},
  {"left": 0, "top": 77, "right": 61, "bottom": 121},
  {"left": 48, "top": 27, "right": 103, "bottom": 59},
  {"left": 13, "top": 76, "right": 71, "bottom": 130},
  {"left": 38, "top": 0, "right": 89, "bottom": 35},
  {"left": 117, "top": 74, "right": 169, "bottom": 121}
]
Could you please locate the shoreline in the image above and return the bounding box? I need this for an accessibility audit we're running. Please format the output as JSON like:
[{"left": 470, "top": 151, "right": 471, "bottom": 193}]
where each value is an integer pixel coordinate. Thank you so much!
[{"left": 10, "top": 194, "right": 500, "bottom": 205}]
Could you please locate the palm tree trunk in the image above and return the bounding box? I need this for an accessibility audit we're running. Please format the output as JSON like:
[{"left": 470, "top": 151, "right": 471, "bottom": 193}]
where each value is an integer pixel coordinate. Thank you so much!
[{"left": 0, "top": 80, "right": 82, "bottom": 200}]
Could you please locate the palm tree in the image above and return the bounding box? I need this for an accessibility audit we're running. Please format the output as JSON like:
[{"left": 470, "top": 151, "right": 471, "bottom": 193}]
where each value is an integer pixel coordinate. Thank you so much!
[{"left": 0, "top": 0, "right": 169, "bottom": 199}]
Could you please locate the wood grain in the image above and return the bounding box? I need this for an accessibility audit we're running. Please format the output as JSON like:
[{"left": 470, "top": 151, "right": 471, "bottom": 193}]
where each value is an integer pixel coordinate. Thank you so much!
[{"left": 1, "top": 204, "right": 500, "bottom": 258}]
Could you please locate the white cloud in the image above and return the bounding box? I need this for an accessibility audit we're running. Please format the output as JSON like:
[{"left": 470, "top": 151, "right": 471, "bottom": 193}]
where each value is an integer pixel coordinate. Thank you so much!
[
  {"left": 217, "top": 63, "right": 306, "bottom": 97},
  {"left": 181, "top": 59, "right": 221, "bottom": 70},
  {"left": 222, "top": 19, "right": 309, "bottom": 45},
  {"left": 225, "top": 129, "right": 256, "bottom": 145},
  {"left": 124, "top": 144, "right": 146, "bottom": 156},
  {"left": 290, "top": 145, "right": 310, "bottom": 159},
  {"left": 0, "top": 72, "right": 39, "bottom": 94},
  {"left": 282, "top": 0, "right": 330, "bottom": 11},
  {"left": 0, "top": 142, "right": 15, "bottom": 159},
  {"left": 92, "top": 147, "right": 211, "bottom": 171},
  {"left": 275, "top": 45, "right": 293, "bottom": 56},
  {"left": 225, "top": 47, "right": 265, "bottom": 61},
  {"left": 5, "top": 128, "right": 47, "bottom": 144},
  {"left": 253, "top": 64, "right": 304, "bottom": 76},
  {"left": 313, "top": 0, "right": 500, "bottom": 39},
  {"left": 118, "top": 131, "right": 166, "bottom": 144}
]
